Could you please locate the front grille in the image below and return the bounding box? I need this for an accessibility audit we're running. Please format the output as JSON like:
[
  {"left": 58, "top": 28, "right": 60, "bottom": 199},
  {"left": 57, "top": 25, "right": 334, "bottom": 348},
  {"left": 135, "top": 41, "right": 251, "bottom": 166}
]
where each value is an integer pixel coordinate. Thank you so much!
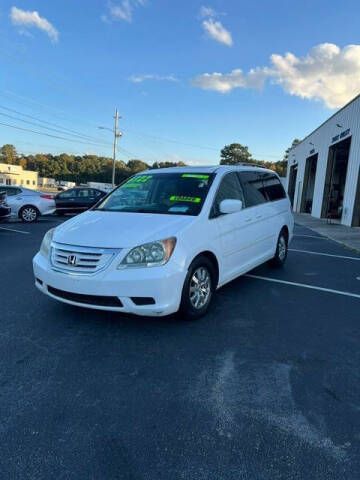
[
  {"left": 50, "top": 242, "right": 121, "bottom": 275},
  {"left": 47, "top": 286, "right": 123, "bottom": 307}
]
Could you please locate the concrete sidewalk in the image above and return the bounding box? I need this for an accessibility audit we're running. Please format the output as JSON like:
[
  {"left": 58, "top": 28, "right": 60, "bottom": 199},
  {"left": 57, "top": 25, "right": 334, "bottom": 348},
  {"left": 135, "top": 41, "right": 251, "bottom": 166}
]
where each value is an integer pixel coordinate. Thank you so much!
[{"left": 294, "top": 213, "right": 360, "bottom": 253}]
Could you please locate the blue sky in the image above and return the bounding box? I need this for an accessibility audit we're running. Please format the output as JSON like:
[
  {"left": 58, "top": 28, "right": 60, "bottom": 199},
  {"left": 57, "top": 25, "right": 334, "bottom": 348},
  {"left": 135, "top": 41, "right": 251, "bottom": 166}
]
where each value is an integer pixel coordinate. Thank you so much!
[{"left": 0, "top": 0, "right": 360, "bottom": 165}]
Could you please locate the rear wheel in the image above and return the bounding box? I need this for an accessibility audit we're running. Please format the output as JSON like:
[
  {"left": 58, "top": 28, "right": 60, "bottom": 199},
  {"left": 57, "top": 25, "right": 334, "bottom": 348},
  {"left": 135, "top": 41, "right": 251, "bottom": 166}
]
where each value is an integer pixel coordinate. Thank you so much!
[
  {"left": 178, "top": 256, "right": 216, "bottom": 320},
  {"left": 269, "top": 230, "right": 288, "bottom": 267},
  {"left": 20, "top": 206, "right": 38, "bottom": 223}
]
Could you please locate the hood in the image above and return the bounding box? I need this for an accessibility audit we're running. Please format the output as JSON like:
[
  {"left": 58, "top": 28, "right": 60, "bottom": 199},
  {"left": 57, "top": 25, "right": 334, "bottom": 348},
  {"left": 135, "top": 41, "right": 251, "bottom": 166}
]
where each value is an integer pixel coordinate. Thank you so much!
[{"left": 53, "top": 210, "right": 196, "bottom": 248}]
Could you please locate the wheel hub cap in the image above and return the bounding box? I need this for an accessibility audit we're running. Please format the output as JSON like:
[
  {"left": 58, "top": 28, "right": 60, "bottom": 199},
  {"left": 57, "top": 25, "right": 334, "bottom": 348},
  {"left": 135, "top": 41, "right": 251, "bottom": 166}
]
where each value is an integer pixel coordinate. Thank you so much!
[
  {"left": 23, "top": 208, "right": 36, "bottom": 221},
  {"left": 278, "top": 236, "right": 287, "bottom": 260},
  {"left": 189, "top": 267, "right": 211, "bottom": 309}
]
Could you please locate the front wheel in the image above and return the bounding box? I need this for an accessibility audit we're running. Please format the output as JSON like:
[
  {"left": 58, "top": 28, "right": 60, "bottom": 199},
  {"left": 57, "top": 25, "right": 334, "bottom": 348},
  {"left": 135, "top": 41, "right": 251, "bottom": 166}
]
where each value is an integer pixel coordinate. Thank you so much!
[
  {"left": 178, "top": 256, "right": 216, "bottom": 320},
  {"left": 268, "top": 230, "right": 288, "bottom": 267},
  {"left": 20, "top": 206, "right": 38, "bottom": 223}
]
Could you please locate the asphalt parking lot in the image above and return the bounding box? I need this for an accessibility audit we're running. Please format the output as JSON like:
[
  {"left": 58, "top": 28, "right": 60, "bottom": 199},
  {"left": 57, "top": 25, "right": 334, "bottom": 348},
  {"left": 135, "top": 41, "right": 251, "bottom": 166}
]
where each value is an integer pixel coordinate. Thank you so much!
[{"left": 1, "top": 217, "right": 360, "bottom": 479}]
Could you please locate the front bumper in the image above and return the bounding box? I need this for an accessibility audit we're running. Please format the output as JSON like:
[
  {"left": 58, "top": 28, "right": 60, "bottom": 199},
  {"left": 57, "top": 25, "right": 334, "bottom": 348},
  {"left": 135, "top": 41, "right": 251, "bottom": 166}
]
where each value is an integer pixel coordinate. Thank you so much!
[
  {"left": 41, "top": 208, "right": 57, "bottom": 216},
  {"left": 33, "top": 252, "right": 186, "bottom": 316}
]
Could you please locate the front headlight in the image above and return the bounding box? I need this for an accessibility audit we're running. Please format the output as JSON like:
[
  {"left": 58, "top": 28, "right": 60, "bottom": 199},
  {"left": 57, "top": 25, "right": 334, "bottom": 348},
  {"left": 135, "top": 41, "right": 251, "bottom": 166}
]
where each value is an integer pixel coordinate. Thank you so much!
[
  {"left": 118, "top": 237, "right": 177, "bottom": 269},
  {"left": 40, "top": 228, "right": 55, "bottom": 258}
]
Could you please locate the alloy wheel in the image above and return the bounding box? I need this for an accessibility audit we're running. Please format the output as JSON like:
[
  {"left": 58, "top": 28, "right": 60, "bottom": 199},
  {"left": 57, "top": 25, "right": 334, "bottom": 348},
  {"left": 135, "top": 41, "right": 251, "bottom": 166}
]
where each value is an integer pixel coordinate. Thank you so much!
[
  {"left": 189, "top": 267, "right": 211, "bottom": 309},
  {"left": 22, "top": 207, "right": 37, "bottom": 222},
  {"left": 278, "top": 235, "right": 287, "bottom": 261}
]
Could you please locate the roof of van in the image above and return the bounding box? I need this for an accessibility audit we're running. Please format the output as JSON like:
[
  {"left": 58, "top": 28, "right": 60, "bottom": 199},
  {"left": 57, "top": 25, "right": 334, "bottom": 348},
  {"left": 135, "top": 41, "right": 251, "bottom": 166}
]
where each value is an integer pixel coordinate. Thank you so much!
[{"left": 141, "top": 164, "right": 275, "bottom": 175}]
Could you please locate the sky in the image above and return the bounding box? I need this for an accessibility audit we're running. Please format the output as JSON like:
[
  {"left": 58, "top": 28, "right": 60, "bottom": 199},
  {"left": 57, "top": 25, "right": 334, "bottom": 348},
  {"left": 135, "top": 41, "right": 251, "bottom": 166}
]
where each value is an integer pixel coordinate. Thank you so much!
[{"left": 1, "top": 0, "right": 360, "bottom": 165}]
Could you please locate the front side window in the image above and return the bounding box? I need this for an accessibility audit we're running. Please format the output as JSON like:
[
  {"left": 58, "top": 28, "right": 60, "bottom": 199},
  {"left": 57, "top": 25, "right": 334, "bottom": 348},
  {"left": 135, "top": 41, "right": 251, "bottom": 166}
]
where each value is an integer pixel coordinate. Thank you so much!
[
  {"left": 212, "top": 172, "right": 244, "bottom": 217},
  {"left": 262, "top": 173, "right": 286, "bottom": 201},
  {"left": 238, "top": 171, "right": 267, "bottom": 207},
  {"left": 96, "top": 172, "right": 214, "bottom": 216}
]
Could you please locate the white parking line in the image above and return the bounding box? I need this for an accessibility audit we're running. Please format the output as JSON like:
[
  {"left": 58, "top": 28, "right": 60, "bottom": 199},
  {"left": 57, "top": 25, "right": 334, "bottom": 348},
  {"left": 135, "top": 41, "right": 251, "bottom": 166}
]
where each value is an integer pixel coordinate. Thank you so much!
[
  {"left": 289, "top": 248, "right": 360, "bottom": 261},
  {"left": 245, "top": 274, "right": 360, "bottom": 299},
  {"left": 0, "top": 226, "right": 30, "bottom": 235}
]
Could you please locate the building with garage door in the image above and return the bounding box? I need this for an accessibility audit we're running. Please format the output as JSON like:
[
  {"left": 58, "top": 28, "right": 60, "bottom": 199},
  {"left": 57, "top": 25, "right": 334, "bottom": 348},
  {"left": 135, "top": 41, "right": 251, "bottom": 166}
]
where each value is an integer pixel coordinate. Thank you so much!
[{"left": 285, "top": 94, "right": 360, "bottom": 227}]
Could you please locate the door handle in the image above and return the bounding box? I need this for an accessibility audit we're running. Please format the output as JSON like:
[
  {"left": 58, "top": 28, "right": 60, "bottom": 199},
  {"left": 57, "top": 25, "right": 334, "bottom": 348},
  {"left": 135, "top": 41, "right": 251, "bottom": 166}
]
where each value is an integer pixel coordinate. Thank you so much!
[
  {"left": 245, "top": 217, "right": 252, "bottom": 223},
  {"left": 255, "top": 214, "right": 262, "bottom": 219}
]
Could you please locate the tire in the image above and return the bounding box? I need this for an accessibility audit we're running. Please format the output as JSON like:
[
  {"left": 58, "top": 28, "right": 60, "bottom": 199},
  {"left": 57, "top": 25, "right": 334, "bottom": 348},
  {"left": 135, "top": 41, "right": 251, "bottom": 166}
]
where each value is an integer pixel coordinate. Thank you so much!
[
  {"left": 178, "top": 256, "right": 216, "bottom": 320},
  {"left": 19, "top": 206, "right": 39, "bottom": 223},
  {"left": 268, "top": 229, "right": 288, "bottom": 267}
]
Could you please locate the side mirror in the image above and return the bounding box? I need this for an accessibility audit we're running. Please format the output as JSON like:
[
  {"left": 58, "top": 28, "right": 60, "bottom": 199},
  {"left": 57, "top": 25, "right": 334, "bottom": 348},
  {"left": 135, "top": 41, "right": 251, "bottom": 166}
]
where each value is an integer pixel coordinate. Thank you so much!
[{"left": 219, "top": 199, "right": 243, "bottom": 214}]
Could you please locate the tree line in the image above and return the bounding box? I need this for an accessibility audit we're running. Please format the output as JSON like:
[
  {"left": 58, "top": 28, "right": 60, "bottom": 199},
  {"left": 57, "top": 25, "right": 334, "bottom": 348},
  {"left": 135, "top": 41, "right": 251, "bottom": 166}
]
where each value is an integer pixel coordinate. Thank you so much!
[{"left": 0, "top": 140, "right": 299, "bottom": 184}]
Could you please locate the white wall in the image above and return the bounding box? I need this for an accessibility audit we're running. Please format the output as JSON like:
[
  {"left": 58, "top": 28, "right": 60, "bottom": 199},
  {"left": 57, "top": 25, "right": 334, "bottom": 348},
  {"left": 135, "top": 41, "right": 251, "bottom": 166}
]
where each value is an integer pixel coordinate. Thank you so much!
[{"left": 286, "top": 95, "right": 360, "bottom": 226}]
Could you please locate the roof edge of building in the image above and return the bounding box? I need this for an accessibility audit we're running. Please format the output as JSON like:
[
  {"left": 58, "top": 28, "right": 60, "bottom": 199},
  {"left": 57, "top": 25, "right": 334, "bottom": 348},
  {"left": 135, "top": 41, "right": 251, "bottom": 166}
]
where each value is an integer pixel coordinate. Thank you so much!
[{"left": 289, "top": 92, "right": 360, "bottom": 154}]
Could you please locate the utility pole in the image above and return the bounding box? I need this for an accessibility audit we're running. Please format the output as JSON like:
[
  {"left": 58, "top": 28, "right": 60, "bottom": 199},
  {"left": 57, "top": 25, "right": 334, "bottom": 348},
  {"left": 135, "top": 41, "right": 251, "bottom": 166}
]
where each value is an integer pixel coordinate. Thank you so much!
[
  {"left": 98, "top": 109, "right": 123, "bottom": 187},
  {"left": 112, "top": 108, "right": 119, "bottom": 188}
]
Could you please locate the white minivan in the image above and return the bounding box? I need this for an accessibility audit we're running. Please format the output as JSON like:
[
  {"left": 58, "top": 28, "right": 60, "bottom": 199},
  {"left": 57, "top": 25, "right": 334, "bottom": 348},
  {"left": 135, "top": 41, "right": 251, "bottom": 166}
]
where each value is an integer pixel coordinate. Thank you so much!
[{"left": 33, "top": 166, "right": 294, "bottom": 319}]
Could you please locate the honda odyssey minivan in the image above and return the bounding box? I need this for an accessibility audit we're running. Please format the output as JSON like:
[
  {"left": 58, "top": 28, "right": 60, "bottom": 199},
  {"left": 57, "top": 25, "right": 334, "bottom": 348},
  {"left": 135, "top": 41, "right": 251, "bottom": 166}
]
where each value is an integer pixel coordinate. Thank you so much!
[{"left": 33, "top": 166, "right": 294, "bottom": 319}]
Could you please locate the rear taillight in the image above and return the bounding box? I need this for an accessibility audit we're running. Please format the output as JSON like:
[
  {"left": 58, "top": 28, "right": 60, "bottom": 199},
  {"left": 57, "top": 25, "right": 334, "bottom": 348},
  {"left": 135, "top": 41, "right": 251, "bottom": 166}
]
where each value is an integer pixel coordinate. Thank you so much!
[{"left": 41, "top": 194, "right": 54, "bottom": 200}]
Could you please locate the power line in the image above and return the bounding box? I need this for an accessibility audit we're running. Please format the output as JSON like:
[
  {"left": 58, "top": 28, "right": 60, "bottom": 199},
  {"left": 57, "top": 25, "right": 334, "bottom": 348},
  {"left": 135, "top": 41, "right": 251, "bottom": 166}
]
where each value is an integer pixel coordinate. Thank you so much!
[
  {"left": 0, "top": 111, "right": 115, "bottom": 149},
  {"left": 0, "top": 104, "right": 114, "bottom": 145},
  {"left": 0, "top": 121, "right": 114, "bottom": 148},
  {"left": 0, "top": 88, "right": 108, "bottom": 136}
]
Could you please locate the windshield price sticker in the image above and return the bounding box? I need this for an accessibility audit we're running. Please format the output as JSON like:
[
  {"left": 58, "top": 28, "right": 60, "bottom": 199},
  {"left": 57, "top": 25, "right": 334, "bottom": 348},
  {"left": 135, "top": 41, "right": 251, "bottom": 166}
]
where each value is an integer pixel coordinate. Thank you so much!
[
  {"left": 182, "top": 174, "right": 209, "bottom": 180},
  {"left": 132, "top": 175, "right": 152, "bottom": 183},
  {"left": 170, "top": 195, "right": 201, "bottom": 203},
  {"left": 169, "top": 206, "right": 189, "bottom": 213},
  {"left": 122, "top": 175, "right": 152, "bottom": 189}
]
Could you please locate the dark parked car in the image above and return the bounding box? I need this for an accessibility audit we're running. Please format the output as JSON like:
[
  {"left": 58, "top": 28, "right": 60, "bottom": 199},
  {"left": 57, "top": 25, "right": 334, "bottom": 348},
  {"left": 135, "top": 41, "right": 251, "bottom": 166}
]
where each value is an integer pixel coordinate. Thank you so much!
[
  {"left": 0, "top": 190, "right": 11, "bottom": 222},
  {"left": 55, "top": 187, "right": 107, "bottom": 215}
]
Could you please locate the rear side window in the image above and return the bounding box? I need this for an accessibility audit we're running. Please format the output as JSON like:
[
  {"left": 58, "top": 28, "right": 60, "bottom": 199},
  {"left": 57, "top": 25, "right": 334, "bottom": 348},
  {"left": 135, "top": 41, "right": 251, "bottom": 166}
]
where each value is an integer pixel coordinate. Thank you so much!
[
  {"left": 58, "top": 189, "right": 77, "bottom": 198},
  {"left": 238, "top": 172, "right": 267, "bottom": 207},
  {"left": 211, "top": 172, "right": 244, "bottom": 217},
  {"left": 262, "top": 173, "right": 286, "bottom": 201},
  {"left": 3, "top": 187, "right": 21, "bottom": 196}
]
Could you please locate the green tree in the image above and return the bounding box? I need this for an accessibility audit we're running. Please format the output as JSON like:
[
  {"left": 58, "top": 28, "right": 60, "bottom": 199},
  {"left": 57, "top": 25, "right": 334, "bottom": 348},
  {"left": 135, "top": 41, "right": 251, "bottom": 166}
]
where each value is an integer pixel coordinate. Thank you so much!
[
  {"left": 283, "top": 139, "right": 301, "bottom": 163},
  {"left": 127, "top": 159, "right": 149, "bottom": 173},
  {"left": 220, "top": 143, "right": 252, "bottom": 165},
  {"left": 0, "top": 144, "right": 17, "bottom": 164},
  {"left": 281, "top": 138, "right": 301, "bottom": 177}
]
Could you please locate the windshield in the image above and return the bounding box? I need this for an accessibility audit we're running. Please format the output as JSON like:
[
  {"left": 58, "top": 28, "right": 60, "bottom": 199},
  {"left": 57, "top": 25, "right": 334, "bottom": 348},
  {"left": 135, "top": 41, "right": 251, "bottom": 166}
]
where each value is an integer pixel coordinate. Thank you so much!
[{"left": 95, "top": 172, "right": 214, "bottom": 215}]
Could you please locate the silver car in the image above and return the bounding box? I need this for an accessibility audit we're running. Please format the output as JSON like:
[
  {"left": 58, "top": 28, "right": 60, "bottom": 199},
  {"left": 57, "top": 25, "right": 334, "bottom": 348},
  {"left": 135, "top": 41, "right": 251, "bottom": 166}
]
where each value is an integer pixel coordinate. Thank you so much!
[{"left": 0, "top": 186, "right": 56, "bottom": 222}]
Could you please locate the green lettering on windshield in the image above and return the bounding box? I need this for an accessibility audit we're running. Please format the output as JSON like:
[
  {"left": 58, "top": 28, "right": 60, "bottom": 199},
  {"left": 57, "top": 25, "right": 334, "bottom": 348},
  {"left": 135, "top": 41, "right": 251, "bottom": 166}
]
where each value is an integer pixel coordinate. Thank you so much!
[
  {"left": 182, "top": 174, "right": 209, "bottom": 179},
  {"left": 170, "top": 195, "right": 201, "bottom": 203},
  {"left": 133, "top": 175, "right": 152, "bottom": 183},
  {"left": 122, "top": 175, "right": 152, "bottom": 189}
]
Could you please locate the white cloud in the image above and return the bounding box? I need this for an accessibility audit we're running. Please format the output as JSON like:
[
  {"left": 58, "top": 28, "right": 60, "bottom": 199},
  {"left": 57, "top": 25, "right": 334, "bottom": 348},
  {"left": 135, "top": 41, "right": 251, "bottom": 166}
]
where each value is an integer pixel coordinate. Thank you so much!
[
  {"left": 192, "top": 68, "right": 267, "bottom": 93},
  {"left": 192, "top": 43, "right": 360, "bottom": 108},
  {"left": 199, "top": 6, "right": 217, "bottom": 18},
  {"left": 269, "top": 43, "right": 360, "bottom": 108},
  {"left": 202, "top": 18, "right": 233, "bottom": 46},
  {"left": 104, "top": 0, "right": 146, "bottom": 23},
  {"left": 130, "top": 74, "right": 178, "bottom": 83},
  {"left": 10, "top": 6, "right": 58, "bottom": 43}
]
